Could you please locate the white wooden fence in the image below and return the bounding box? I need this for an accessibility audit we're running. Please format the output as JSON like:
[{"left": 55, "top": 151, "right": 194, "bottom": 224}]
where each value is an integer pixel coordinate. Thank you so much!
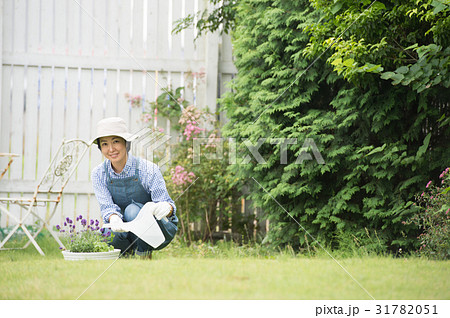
[{"left": 0, "top": 0, "right": 236, "bottom": 228}]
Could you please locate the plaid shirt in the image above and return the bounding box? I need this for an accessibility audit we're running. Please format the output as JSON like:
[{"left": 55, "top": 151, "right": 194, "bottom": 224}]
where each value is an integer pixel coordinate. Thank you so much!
[{"left": 92, "top": 154, "right": 176, "bottom": 223}]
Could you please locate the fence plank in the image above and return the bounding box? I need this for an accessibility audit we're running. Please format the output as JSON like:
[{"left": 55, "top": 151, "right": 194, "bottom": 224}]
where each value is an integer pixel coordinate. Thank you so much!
[
  {"left": 118, "top": 0, "right": 132, "bottom": 58},
  {"left": 171, "top": 0, "right": 183, "bottom": 59},
  {"left": 1, "top": 66, "right": 12, "bottom": 162},
  {"left": 117, "top": 70, "right": 131, "bottom": 125},
  {"left": 52, "top": 67, "right": 67, "bottom": 157},
  {"left": 2, "top": 0, "right": 13, "bottom": 53},
  {"left": 80, "top": 0, "right": 94, "bottom": 56},
  {"left": 40, "top": 0, "right": 54, "bottom": 55},
  {"left": 183, "top": 0, "right": 195, "bottom": 61},
  {"left": 105, "top": 69, "right": 119, "bottom": 117},
  {"left": 64, "top": 67, "right": 80, "bottom": 140},
  {"left": 23, "top": 66, "right": 39, "bottom": 180},
  {"left": 90, "top": 68, "right": 107, "bottom": 179},
  {"left": 93, "top": 0, "right": 107, "bottom": 57},
  {"left": 130, "top": 70, "right": 145, "bottom": 130},
  {"left": 105, "top": 0, "right": 120, "bottom": 57},
  {"left": 157, "top": 0, "right": 169, "bottom": 59},
  {"left": 67, "top": 0, "right": 81, "bottom": 56},
  {"left": 26, "top": 0, "right": 40, "bottom": 53},
  {"left": 132, "top": 0, "right": 145, "bottom": 57},
  {"left": 9, "top": 65, "right": 25, "bottom": 179},
  {"left": 36, "top": 67, "right": 53, "bottom": 179},
  {"left": 13, "top": 0, "right": 27, "bottom": 53},
  {"left": 54, "top": 0, "right": 68, "bottom": 55},
  {"left": 146, "top": 0, "right": 158, "bottom": 59},
  {"left": 77, "top": 68, "right": 93, "bottom": 181}
]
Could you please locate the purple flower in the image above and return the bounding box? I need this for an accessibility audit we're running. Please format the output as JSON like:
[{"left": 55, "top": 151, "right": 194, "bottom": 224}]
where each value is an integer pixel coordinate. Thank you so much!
[
  {"left": 66, "top": 217, "right": 70, "bottom": 223},
  {"left": 81, "top": 219, "right": 87, "bottom": 226},
  {"left": 90, "top": 219, "right": 94, "bottom": 226},
  {"left": 56, "top": 225, "right": 61, "bottom": 230},
  {"left": 95, "top": 220, "right": 99, "bottom": 227},
  {"left": 95, "top": 226, "right": 100, "bottom": 231},
  {"left": 64, "top": 222, "right": 67, "bottom": 227},
  {"left": 59, "top": 246, "right": 63, "bottom": 250}
]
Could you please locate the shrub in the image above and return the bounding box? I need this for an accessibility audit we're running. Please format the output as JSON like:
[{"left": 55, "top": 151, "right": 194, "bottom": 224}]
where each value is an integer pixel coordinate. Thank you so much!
[{"left": 408, "top": 168, "right": 450, "bottom": 260}]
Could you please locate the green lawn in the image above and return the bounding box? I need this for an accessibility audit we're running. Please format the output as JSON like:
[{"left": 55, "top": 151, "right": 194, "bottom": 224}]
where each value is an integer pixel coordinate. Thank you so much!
[{"left": 0, "top": 233, "right": 448, "bottom": 300}]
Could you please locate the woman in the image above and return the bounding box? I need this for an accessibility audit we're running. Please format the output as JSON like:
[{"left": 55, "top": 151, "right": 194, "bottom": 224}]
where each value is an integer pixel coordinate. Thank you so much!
[{"left": 91, "top": 117, "right": 177, "bottom": 259}]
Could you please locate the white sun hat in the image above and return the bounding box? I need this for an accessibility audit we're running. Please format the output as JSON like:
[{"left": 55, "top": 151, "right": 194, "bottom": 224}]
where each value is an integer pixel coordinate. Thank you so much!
[{"left": 91, "top": 117, "right": 138, "bottom": 145}]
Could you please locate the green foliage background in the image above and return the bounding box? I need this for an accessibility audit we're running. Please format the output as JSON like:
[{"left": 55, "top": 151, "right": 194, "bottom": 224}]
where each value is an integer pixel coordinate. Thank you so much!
[{"left": 219, "top": 0, "right": 450, "bottom": 253}]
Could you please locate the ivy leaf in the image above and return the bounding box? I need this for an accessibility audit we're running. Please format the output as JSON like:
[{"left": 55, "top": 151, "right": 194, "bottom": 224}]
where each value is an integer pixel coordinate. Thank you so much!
[
  {"left": 343, "top": 58, "right": 355, "bottom": 67},
  {"left": 331, "top": 58, "right": 342, "bottom": 66},
  {"left": 431, "top": 0, "right": 447, "bottom": 14},
  {"left": 365, "top": 63, "right": 383, "bottom": 73},
  {"left": 380, "top": 71, "right": 395, "bottom": 80},
  {"left": 396, "top": 66, "right": 410, "bottom": 74},
  {"left": 366, "top": 144, "right": 386, "bottom": 156},
  {"left": 416, "top": 133, "right": 431, "bottom": 159},
  {"left": 391, "top": 73, "right": 405, "bottom": 85},
  {"left": 330, "top": 2, "right": 343, "bottom": 15}
]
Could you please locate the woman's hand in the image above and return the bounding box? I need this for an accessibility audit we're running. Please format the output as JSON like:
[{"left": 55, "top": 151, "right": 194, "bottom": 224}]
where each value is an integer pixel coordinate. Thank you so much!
[
  {"left": 153, "top": 202, "right": 173, "bottom": 220},
  {"left": 109, "top": 214, "right": 126, "bottom": 232}
]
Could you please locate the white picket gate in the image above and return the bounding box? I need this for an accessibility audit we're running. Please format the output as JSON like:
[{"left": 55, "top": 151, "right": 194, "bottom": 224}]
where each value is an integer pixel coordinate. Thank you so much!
[{"left": 0, "top": 0, "right": 236, "bottom": 228}]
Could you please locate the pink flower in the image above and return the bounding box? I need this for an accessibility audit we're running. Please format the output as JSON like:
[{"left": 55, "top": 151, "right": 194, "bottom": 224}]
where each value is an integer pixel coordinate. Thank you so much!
[
  {"left": 440, "top": 167, "right": 450, "bottom": 179},
  {"left": 183, "top": 122, "right": 205, "bottom": 141},
  {"left": 426, "top": 181, "right": 432, "bottom": 188},
  {"left": 171, "top": 165, "right": 196, "bottom": 186},
  {"left": 142, "top": 113, "right": 152, "bottom": 123}
]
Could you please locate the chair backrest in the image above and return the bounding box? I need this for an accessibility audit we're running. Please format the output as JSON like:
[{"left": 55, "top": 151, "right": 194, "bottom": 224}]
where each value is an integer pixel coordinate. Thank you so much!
[{"left": 37, "top": 139, "right": 90, "bottom": 194}]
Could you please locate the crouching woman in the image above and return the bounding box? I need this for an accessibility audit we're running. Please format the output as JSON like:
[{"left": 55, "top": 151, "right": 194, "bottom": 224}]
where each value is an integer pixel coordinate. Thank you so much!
[{"left": 91, "top": 117, "right": 177, "bottom": 258}]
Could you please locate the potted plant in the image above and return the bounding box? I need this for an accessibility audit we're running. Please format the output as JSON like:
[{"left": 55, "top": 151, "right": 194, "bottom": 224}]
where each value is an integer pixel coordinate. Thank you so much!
[{"left": 57, "top": 215, "right": 120, "bottom": 260}]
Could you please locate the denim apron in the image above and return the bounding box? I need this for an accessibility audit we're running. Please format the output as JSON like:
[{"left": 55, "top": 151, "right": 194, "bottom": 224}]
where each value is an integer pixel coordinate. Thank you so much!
[{"left": 105, "top": 157, "right": 177, "bottom": 251}]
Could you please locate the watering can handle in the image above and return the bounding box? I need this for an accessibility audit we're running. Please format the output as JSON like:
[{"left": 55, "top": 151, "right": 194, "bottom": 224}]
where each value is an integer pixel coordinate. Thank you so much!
[{"left": 102, "top": 216, "right": 168, "bottom": 227}]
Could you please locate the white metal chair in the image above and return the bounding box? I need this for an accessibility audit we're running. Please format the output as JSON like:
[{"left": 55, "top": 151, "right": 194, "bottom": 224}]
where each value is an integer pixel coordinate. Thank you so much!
[{"left": 0, "top": 139, "right": 90, "bottom": 255}]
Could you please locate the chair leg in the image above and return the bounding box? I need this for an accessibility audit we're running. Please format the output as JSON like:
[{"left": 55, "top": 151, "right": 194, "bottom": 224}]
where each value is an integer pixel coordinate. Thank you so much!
[
  {"left": 20, "top": 224, "right": 45, "bottom": 256},
  {"left": 23, "top": 224, "right": 44, "bottom": 249},
  {"left": 23, "top": 223, "right": 65, "bottom": 250}
]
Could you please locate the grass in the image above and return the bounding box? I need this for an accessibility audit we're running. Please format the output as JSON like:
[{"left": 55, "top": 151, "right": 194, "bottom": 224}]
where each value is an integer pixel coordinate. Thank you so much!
[{"left": 0, "top": 231, "right": 449, "bottom": 300}]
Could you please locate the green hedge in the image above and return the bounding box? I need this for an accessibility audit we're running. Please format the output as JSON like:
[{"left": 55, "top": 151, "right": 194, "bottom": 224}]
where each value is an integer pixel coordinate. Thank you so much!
[{"left": 221, "top": 0, "right": 450, "bottom": 253}]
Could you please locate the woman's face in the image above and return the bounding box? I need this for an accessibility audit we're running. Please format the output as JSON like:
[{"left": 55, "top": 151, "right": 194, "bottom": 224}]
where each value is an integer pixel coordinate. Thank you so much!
[{"left": 99, "top": 136, "right": 127, "bottom": 167}]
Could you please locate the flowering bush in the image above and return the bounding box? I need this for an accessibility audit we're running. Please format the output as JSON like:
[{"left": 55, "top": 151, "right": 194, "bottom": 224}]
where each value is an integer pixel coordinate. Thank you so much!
[
  {"left": 409, "top": 168, "right": 450, "bottom": 260},
  {"left": 57, "top": 215, "right": 114, "bottom": 253},
  {"left": 126, "top": 87, "right": 251, "bottom": 245}
]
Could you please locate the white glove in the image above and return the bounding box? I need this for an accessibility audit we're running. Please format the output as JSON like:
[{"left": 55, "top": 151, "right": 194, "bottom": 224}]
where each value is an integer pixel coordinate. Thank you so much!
[
  {"left": 153, "top": 202, "right": 172, "bottom": 220},
  {"left": 109, "top": 214, "right": 126, "bottom": 232}
]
